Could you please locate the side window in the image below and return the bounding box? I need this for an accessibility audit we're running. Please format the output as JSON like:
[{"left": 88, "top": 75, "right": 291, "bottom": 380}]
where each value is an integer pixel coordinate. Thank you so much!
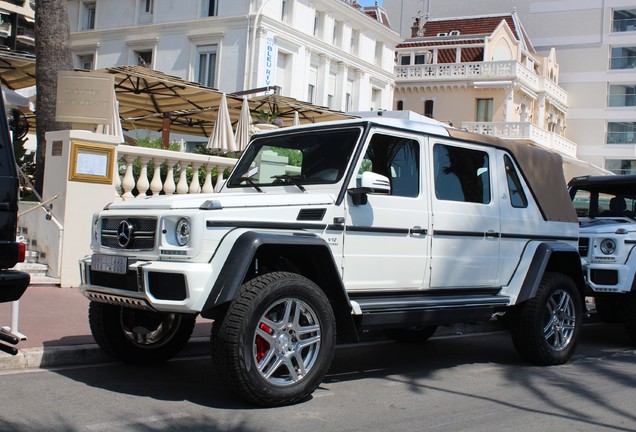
[
  {"left": 359, "top": 134, "right": 420, "bottom": 197},
  {"left": 504, "top": 155, "right": 528, "bottom": 208},
  {"left": 434, "top": 144, "right": 490, "bottom": 204},
  {"left": 571, "top": 189, "right": 591, "bottom": 217}
]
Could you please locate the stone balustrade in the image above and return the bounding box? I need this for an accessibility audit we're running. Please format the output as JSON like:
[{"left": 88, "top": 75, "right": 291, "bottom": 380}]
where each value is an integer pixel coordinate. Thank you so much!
[
  {"left": 116, "top": 144, "right": 238, "bottom": 199},
  {"left": 395, "top": 60, "right": 567, "bottom": 107},
  {"left": 461, "top": 121, "right": 577, "bottom": 158}
]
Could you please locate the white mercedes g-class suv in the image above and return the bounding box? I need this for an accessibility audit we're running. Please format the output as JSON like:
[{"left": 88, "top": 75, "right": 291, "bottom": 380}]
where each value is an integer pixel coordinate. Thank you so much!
[
  {"left": 568, "top": 174, "right": 636, "bottom": 344},
  {"left": 80, "top": 116, "right": 583, "bottom": 406}
]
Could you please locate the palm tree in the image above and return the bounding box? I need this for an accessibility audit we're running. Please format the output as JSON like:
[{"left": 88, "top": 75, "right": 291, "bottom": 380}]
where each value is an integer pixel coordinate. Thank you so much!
[{"left": 34, "top": 0, "right": 73, "bottom": 195}]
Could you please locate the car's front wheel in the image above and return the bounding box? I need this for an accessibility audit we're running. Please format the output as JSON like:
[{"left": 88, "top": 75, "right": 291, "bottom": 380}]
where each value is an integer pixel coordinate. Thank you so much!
[
  {"left": 88, "top": 302, "right": 196, "bottom": 363},
  {"left": 624, "top": 293, "right": 636, "bottom": 346},
  {"left": 211, "top": 272, "right": 336, "bottom": 406},
  {"left": 509, "top": 272, "right": 582, "bottom": 365},
  {"left": 594, "top": 296, "right": 627, "bottom": 324}
]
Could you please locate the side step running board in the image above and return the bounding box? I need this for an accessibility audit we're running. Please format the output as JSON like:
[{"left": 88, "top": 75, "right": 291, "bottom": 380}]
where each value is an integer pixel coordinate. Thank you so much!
[
  {"left": 350, "top": 294, "right": 510, "bottom": 330},
  {"left": 353, "top": 294, "right": 510, "bottom": 313}
]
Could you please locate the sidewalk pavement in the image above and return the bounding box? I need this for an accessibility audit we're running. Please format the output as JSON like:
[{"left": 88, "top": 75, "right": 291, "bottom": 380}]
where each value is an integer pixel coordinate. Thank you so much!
[
  {"left": 0, "top": 283, "right": 213, "bottom": 371},
  {"left": 0, "top": 283, "right": 507, "bottom": 372}
]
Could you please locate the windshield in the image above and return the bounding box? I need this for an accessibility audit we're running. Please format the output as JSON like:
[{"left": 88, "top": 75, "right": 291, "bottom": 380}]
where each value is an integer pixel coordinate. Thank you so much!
[
  {"left": 226, "top": 128, "right": 361, "bottom": 190},
  {"left": 570, "top": 185, "right": 636, "bottom": 218}
]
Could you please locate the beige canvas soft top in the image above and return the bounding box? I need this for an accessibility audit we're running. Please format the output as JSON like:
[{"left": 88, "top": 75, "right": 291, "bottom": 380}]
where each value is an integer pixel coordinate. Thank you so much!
[{"left": 446, "top": 129, "right": 577, "bottom": 224}]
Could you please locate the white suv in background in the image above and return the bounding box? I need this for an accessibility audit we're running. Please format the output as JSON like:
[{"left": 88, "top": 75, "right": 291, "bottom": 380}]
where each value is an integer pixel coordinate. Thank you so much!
[{"left": 569, "top": 175, "right": 636, "bottom": 345}]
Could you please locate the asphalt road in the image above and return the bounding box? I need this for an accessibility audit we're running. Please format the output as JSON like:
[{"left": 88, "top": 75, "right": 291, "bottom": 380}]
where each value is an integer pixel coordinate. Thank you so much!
[{"left": 1, "top": 322, "right": 635, "bottom": 432}]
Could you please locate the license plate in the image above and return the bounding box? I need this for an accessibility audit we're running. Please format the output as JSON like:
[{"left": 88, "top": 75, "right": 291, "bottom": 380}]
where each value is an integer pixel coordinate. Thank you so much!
[{"left": 91, "top": 254, "right": 128, "bottom": 275}]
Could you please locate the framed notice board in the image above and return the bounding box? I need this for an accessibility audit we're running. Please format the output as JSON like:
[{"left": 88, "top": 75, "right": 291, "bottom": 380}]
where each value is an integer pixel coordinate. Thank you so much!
[{"left": 68, "top": 141, "right": 115, "bottom": 184}]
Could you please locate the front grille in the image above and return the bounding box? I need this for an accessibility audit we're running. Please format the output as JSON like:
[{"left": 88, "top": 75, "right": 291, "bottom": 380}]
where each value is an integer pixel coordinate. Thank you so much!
[
  {"left": 578, "top": 237, "right": 590, "bottom": 257},
  {"left": 101, "top": 217, "right": 157, "bottom": 250}
]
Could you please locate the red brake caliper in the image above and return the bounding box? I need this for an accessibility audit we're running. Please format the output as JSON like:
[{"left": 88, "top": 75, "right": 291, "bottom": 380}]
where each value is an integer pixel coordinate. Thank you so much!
[{"left": 256, "top": 322, "right": 272, "bottom": 362}]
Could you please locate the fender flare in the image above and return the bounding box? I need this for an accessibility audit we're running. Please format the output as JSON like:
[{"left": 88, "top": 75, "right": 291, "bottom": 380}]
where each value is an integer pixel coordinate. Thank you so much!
[
  {"left": 515, "top": 242, "right": 585, "bottom": 304},
  {"left": 200, "top": 230, "right": 351, "bottom": 317}
]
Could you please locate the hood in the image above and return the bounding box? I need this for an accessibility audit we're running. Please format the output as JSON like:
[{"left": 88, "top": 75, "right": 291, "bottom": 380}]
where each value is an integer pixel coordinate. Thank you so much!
[
  {"left": 579, "top": 218, "right": 636, "bottom": 234},
  {"left": 104, "top": 192, "right": 335, "bottom": 211}
]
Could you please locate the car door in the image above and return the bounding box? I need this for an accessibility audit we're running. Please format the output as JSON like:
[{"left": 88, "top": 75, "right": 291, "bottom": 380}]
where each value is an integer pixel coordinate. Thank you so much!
[
  {"left": 343, "top": 131, "right": 430, "bottom": 291},
  {"left": 429, "top": 140, "right": 501, "bottom": 288}
]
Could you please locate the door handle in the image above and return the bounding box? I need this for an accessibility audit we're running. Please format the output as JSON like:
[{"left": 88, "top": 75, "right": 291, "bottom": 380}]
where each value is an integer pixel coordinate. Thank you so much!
[
  {"left": 409, "top": 226, "right": 427, "bottom": 235},
  {"left": 485, "top": 230, "right": 500, "bottom": 238}
]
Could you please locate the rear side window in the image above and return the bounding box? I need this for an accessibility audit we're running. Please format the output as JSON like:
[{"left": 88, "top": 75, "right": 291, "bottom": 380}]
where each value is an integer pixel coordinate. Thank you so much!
[
  {"left": 433, "top": 144, "right": 490, "bottom": 204},
  {"left": 504, "top": 155, "right": 528, "bottom": 208}
]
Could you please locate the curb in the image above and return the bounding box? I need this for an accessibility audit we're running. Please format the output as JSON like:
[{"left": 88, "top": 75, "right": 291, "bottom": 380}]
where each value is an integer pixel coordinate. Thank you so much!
[
  {"left": 0, "top": 337, "right": 211, "bottom": 371},
  {"left": 0, "top": 321, "right": 505, "bottom": 372}
]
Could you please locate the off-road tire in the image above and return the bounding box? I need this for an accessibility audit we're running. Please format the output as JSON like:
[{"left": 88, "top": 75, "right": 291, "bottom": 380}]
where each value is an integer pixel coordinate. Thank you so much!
[
  {"left": 509, "top": 272, "right": 582, "bottom": 365},
  {"left": 625, "top": 293, "right": 636, "bottom": 346},
  {"left": 383, "top": 326, "right": 438, "bottom": 343},
  {"left": 88, "top": 302, "right": 196, "bottom": 363},
  {"left": 210, "top": 271, "right": 336, "bottom": 406},
  {"left": 594, "top": 296, "right": 627, "bottom": 324}
]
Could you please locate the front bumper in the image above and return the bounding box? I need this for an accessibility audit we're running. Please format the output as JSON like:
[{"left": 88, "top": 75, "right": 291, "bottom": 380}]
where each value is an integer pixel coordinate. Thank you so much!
[
  {"left": 79, "top": 255, "right": 215, "bottom": 313},
  {"left": 582, "top": 260, "right": 633, "bottom": 294}
]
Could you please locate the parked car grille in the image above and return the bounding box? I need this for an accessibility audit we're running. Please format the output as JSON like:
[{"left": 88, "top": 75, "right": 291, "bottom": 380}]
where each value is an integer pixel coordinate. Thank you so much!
[
  {"left": 578, "top": 237, "right": 590, "bottom": 257},
  {"left": 100, "top": 217, "right": 157, "bottom": 250}
]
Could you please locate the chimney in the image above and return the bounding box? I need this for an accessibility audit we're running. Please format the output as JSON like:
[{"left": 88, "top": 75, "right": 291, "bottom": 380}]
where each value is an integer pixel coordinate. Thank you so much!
[{"left": 411, "top": 17, "right": 421, "bottom": 38}]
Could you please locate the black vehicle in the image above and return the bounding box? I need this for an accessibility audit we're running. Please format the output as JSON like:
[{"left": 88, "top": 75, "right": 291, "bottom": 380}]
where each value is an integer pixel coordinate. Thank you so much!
[{"left": 0, "top": 92, "right": 30, "bottom": 355}]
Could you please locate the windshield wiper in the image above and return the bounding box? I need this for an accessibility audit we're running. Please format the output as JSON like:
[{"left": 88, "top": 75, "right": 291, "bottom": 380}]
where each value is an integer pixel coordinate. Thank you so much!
[
  {"left": 271, "top": 174, "right": 306, "bottom": 192},
  {"left": 240, "top": 177, "right": 263, "bottom": 192}
]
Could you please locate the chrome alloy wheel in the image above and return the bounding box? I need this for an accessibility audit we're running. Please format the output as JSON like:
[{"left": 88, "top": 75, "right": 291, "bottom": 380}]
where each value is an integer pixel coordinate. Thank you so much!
[
  {"left": 253, "top": 298, "right": 322, "bottom": 387},
  {"left": 543, "top": 289, "right": 576, "bottom": 351}
]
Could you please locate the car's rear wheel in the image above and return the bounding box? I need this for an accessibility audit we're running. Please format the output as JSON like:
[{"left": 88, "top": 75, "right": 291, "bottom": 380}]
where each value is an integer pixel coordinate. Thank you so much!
[{"left": 509, "top": 272, "right": 582, "bottom": 365}]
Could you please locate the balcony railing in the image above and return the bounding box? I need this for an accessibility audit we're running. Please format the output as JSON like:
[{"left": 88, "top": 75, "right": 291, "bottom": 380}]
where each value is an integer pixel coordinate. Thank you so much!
[
  {"left": 396, "top": 60, "right": 567, "bottom": 108},
  {"left": 461, "top": 122, "right": 577, "bottom": 158},
  {"left": 116, "top": 145, "right": 238, "bottom": 199}
]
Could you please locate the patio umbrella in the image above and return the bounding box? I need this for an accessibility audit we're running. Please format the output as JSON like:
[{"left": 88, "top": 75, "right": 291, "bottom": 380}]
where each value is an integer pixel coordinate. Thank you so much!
[
  {"left": 234, "top": 96, "right": 251, "bottom": 151},
  {"left": 0, "top": 51, "right": 36, "bottom": 90},
  {"left": 293, "top": 110, "right": 300, "bottom": 126},
  {"left": 246, "top": 93, "right": 354, "bottom": 125},
  {"left": 96, "top": 66, "right": 245, "bottom": 139},
  {"left": 207, "top": 93, "right": 237, "bottom": 152}
]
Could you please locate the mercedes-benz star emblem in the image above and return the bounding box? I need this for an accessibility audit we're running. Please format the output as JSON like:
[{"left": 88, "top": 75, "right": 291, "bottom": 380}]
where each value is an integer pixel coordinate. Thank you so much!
[{"left": 117, "top": 220, "right": 134, "bottom": 248}]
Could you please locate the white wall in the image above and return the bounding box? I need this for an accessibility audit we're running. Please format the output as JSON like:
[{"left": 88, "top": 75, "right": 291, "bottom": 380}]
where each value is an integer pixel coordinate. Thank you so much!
[{"left": 68, "top": 0, "right": 400, "bottom": 112}]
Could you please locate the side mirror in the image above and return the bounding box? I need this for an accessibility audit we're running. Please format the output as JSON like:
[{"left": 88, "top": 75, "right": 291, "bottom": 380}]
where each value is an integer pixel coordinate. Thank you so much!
[
  {"left": 360, "top": 171, "right": 391, "bottom": 193},
  {"left": 347, "top": 172, "right": 391, "bottom": 206}
]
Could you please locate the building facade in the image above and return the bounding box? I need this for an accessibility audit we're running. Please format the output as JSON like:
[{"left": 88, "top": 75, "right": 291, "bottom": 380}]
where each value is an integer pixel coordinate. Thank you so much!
[
  {"left": 387, "top": 0, "right": 636, "bottom": 175},
  {"left": 66, "top": 0, "right": 401, "bottom": 113},
  {"left": 0, "top": 0, "right": 35, "bottom": 55},
  {"left": 393, "top": 12, "right": 594, "bottom": 178}
]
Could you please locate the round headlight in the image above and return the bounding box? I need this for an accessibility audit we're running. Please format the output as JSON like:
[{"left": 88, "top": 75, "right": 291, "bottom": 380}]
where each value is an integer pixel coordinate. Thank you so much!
[
  {"left": 600, "top": 238, "right": 616, "bottom": 255},
  {"left": 175, "top": 218, "right": 191, "bottom": 246}
]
